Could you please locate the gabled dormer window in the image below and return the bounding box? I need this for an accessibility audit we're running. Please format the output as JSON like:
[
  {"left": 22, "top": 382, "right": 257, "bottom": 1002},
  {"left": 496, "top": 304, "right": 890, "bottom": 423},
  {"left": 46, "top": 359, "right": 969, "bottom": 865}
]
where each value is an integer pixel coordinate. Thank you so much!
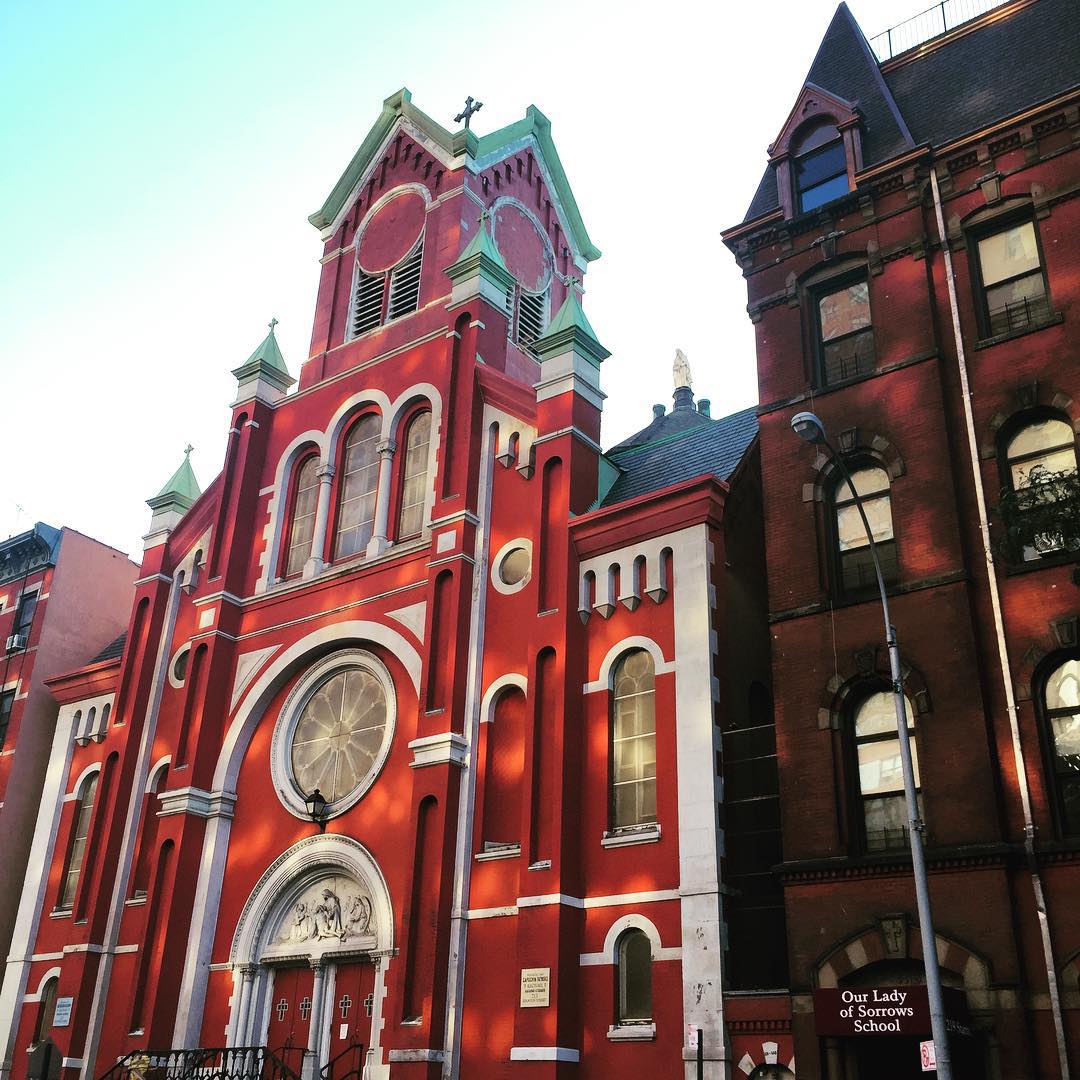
[
  {"left": 794, "top": 124, "right": 848, "bottom": 212},
  {"left": 767, "top": 86, "right": 863, "bottom": 220}
]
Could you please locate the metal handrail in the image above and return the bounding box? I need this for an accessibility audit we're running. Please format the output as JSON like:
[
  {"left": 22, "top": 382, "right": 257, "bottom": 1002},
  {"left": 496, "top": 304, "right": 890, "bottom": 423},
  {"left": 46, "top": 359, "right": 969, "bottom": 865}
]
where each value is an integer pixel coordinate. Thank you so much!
[
  {"left": 97, "top": 1046, "right": 303, "bottom": 1080},
  {"left": 319, "top": 1043, "right": 365, "bottom": 1080}
]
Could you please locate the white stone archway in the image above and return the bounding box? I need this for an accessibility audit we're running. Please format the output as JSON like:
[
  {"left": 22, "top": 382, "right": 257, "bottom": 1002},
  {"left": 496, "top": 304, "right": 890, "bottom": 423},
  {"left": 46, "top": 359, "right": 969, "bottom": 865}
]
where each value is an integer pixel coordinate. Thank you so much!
[{"left": 228, "top": 835, "right": 394, "bottom": 1080}]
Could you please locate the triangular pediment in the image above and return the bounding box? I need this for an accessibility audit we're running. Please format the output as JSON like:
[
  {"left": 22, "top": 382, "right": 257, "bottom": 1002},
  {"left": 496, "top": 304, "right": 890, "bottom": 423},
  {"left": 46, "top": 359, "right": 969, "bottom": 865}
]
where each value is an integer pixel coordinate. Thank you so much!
[
  {"left": 309, "top": 89, "right": 457, "bottom": 237},
  {"left": 769, "top": 82, "right": 860, "bottom": 160}
]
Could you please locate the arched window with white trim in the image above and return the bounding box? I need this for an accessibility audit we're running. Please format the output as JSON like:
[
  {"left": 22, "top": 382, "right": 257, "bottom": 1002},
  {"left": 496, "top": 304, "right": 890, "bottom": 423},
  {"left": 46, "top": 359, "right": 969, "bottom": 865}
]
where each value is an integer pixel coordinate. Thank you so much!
[
  {"left": 334, "top": 414, "right": 381, "bottom": 560},
  {"left": 282, "top": 453, "right": 319, "bottom": 579},
  {"left": 31, "top": 976, "right": 58, "bottom": 1048},
  {"left": 616, "top": 928, "right": 652, "bottom": 1024},
  {"left": 611, "top": 649, "right": 656, "bottom": 831},
  {"left": 396, "top": 409, "right": 432, "bottom": 540},
  {"left": 59, "top": 772, "right": 99, "bottom": 909}
]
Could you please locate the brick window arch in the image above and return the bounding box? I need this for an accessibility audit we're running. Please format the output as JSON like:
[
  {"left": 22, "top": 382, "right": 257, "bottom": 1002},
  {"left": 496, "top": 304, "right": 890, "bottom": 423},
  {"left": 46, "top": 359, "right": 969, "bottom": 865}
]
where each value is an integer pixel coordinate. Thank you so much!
[{"left": 1035, "top": 651, "right": 1080, "bottom": 838}]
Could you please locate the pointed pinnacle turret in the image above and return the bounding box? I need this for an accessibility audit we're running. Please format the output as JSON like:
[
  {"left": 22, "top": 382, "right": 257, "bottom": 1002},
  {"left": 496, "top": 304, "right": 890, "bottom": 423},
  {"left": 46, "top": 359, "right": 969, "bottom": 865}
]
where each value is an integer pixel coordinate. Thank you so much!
[
  {"left": 446, "top": 210, "right": 516, "bottom": 307},
  {"left": 147, "top": 444, "right": 201, "bottom": 513},
  {"left": 532, "top": 280, "right": 610, "bottom": 366},
  {"left": 232, "top": 318, "right": 296, "bottom": 404}
]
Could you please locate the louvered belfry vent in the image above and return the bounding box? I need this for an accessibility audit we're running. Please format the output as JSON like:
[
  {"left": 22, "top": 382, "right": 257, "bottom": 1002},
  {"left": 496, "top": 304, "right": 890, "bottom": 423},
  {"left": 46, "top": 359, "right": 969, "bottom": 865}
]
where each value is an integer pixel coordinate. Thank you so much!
[
  {"left": 351, "top": 271, "right": 385, "bottom": 337},
  {"left": 516, "top": 288, "right": 548, "bottom": 355},
  {"left": 387, "top": 241, "right": 424, "bottom": 320}
]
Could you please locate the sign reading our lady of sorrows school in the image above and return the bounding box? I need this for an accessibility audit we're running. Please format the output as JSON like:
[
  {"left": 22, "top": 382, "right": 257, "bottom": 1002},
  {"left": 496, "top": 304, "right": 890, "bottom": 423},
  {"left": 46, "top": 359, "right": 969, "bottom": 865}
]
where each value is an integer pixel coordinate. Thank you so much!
[{"left": 813, "top": 986, "right": 969, "bottom": 1037}]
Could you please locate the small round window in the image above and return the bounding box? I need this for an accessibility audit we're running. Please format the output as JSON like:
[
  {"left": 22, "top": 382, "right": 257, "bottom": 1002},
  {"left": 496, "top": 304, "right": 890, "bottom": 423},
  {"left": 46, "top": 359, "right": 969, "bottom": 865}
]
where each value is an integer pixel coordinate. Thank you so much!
[
  {"left": 291, "top": 668, "right": 388, "bottom": 802},
  {"left": 271, "top": 650, "right": 396, "bottom": 819},
  {"left": 168, "top": 645, "right": 191, "bottom": 688},
  {"left": 499, "top": 547, "right": 531, "bottom": 586}
]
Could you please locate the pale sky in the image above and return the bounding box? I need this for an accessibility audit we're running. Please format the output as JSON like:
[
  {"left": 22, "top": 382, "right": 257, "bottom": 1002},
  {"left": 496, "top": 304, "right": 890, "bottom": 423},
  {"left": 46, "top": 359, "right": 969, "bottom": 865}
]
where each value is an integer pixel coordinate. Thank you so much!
[{"left": 1, "top": 0, "right": 909, "bottom": 558}]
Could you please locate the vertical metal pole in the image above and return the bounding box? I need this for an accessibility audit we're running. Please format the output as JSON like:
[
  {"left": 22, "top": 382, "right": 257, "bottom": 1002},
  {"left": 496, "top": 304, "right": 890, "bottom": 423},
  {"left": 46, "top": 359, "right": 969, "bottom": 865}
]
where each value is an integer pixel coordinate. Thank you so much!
[
  {"left": 825, "top": 443, "right": 953, "bottom": 1080},
  {"left": 697, "top": 1027, "right": 704, "bottom": 1080}
]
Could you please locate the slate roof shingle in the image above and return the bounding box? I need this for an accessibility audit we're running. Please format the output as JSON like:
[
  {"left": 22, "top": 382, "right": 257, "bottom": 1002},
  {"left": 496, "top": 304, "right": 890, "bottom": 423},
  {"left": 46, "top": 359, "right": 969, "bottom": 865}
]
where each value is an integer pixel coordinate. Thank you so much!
[
  {"left": 743, "top": 0, "right": 1079, "bottom": 222},
  {"left": 88, "top": 633, "right": 127, "bottom": 664},
  {"left": 601, "top": 404, "right": 759, "bottom": 507}
]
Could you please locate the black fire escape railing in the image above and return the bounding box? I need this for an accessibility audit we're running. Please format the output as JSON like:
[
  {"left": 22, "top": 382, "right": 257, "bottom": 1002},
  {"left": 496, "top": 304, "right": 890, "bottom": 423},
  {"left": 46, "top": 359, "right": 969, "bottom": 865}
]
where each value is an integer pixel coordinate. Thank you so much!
[{"left": 97, "top": 1046, "right": 303, "bottom": 1080}]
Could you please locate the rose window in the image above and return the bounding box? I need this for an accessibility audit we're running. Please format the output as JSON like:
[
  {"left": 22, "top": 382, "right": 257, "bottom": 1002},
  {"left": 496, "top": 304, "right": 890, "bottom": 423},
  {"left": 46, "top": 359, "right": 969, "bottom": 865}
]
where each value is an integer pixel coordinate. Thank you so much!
[{"left": 290, "top": 668, "right": 388, "bottom": 803}]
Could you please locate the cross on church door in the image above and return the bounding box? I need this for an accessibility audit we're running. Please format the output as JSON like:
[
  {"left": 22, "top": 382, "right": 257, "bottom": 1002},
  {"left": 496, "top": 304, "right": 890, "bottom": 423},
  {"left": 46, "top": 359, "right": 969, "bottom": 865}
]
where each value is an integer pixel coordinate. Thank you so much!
[
  {"left": 327, "top": 961, "right": 375, "bottom": 1062},
  {"left": 265, "top": 965, "right": 315, "bottom": 1063}
]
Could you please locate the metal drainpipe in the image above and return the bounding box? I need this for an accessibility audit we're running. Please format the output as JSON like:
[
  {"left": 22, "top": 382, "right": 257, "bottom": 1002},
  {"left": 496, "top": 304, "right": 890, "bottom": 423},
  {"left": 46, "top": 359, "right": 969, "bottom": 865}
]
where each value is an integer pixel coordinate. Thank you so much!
[{"left": 929, "top": 163, "right": 1071, "bottom": 1079}]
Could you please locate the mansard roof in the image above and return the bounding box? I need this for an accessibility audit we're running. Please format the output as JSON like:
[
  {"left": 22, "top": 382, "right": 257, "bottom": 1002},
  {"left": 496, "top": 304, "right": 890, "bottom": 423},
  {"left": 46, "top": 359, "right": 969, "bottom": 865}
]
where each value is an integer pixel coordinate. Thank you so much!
[
  {"left": 310, "top": 88, "right": 600, "bottom": 263},
  {"left": 882, "top": 0, "right": 1079, "bottom": 148},
  {"left": 601, "top": 401, "right": 758, "bottom": 507},
  {"left": 743, "top": 0, "right": 1079, "bottom": 222}
]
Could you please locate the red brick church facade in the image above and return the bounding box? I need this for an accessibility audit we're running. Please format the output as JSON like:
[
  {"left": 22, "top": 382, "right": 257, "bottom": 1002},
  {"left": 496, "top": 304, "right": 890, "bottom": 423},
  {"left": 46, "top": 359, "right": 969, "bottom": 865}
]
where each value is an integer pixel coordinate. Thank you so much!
[{"left": 0, "top": 90, "right": 769, "bottom": 1080}]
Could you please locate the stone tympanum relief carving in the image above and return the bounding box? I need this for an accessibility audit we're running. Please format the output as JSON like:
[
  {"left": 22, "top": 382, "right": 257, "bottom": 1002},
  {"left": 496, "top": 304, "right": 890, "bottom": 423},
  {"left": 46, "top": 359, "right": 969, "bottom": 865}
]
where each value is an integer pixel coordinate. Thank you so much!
[{"left": 266, "top": 875, "right": 376, "bottom": 958}]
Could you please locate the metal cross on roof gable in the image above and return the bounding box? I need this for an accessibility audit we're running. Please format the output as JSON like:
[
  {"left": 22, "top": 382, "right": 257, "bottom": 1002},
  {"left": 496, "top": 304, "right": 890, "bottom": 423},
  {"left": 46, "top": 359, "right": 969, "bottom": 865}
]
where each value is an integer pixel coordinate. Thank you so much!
[{"left": 454, "top": 96, "right": 483, "bottom": 129}]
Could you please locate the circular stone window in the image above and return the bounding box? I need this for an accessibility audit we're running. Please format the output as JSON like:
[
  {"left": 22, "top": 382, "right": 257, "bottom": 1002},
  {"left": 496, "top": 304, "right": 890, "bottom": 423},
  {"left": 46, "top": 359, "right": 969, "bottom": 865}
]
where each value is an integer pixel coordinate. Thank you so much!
[
  {"left": 271, "top": 650, "right": 395, "bottom": 819},
  {"left": 168, "top": 645, "right": 191, "bottom": 688},
  {"left": 491, "top": 538, "right": 533, "bottom": 595}
]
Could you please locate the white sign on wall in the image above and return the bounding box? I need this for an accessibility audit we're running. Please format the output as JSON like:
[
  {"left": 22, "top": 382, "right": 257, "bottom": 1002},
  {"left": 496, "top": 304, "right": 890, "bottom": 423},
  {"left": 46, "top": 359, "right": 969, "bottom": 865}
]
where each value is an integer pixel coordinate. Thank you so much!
[
  {"left": 53, "top": 998, "right": 73, "bottom": 1028},
  {"left": 519, "top": 968, "right": 550, "bottom": 1008},
  {"left": 920, "top": 1039, "right": 936, "bottom": 1072}
]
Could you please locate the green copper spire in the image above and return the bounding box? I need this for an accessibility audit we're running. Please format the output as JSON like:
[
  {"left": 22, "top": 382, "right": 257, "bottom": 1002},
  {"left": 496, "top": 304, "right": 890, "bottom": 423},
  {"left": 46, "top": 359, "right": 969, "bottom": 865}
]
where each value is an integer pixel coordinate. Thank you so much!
[
  {"left": 232, "top": 318, "right": 295, "bottom": 389},
  {"left": 532, "top": 281, "right": 610, "bottom": 365},
  {"left": 445, "top": 210, "right": 515, "bottom": 291},
  {"left": 147, "top": 444, "right": 201, "bottom": 513}
]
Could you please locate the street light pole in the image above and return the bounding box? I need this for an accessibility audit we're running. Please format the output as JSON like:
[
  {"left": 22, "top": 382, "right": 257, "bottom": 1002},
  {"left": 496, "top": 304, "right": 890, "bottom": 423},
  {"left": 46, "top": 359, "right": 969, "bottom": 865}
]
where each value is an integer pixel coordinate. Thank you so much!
[{"left": 791, "top": 411, "right": 953, "bottom": 1080}]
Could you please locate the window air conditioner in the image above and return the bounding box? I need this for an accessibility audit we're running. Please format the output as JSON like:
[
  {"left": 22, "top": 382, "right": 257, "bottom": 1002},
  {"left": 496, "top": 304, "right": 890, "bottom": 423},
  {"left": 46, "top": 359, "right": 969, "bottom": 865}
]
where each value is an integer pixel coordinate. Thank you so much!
[{"left": 5, "top": 633, "right": 27, "bottom": 651}]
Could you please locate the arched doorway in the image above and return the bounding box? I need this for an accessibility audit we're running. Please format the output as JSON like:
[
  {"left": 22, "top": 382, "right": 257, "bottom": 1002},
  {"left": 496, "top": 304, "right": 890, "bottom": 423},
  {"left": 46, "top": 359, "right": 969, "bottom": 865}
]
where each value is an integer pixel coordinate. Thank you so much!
[{"left": 229, "top": 837, "right": 393, "bottom": 1080}]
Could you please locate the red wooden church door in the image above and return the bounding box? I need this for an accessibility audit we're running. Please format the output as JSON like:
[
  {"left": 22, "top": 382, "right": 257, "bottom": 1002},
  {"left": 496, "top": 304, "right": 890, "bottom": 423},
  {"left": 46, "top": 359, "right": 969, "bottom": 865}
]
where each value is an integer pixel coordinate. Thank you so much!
[
  {"left": 266, "top": 965, "right": 314, "bottom": 1061},
  {"left": 327, "top": 961, "right": 375, "bottom": 1070}
]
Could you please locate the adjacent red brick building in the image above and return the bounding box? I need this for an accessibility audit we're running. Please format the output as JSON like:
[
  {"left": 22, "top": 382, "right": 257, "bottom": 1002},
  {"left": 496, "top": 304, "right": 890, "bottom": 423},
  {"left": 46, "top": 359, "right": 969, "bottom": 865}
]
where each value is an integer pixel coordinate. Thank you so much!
[
  {"left": 0, "top": 525, "right": 136, "bottom": 985},
  {"left": 722, "top": 0, "right": 1080, "bottom": 1077}
]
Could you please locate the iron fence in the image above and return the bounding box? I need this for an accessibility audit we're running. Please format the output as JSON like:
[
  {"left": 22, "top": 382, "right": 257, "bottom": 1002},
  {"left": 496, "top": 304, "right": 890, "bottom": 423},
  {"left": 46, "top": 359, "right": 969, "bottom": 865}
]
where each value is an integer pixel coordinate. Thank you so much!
[
  {"left": 98, "top": 1046, "right": 303, "bottom": 1080},
  {"left": 868, "top": 0, "right": 1009, "bottom": 61}
]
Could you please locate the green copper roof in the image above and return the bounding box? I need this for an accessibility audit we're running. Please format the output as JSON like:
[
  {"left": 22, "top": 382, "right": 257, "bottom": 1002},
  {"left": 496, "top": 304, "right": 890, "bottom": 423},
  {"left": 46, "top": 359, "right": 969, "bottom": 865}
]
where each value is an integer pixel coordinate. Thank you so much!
[
  {"left": 533, "top": 287, "right": 610, "bottom": 365},
  {"left": 474, "top": 105, "right": 600, "bottom": 263},
  {"left": 232, "top": 319, "right": 295, "bottom": 391},
  {"left": 445, "top": 211, "right": 515, "bottom": 290},
  {"left": 309, "top": 90, "right": 600, "bottom": 264},
  {"left": 148, "top": 446, "right": 201, "bottom": 512}
]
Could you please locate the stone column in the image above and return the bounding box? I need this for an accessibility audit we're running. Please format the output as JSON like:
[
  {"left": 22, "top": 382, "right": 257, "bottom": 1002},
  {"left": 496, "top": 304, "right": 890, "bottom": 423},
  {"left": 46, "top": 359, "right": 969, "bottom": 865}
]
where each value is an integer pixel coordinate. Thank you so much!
[
  {"left": 304, "top": 464, "right": 336, "bottom": 578},
  {"left": 233, "top": 964, "right": 258, "bottom": 1045},
  {"left": 306, "top": 959, "right": 328, "bottom": 1079},
  {"left": 365, "top": 440, "right": 397, "bottom": 558}
]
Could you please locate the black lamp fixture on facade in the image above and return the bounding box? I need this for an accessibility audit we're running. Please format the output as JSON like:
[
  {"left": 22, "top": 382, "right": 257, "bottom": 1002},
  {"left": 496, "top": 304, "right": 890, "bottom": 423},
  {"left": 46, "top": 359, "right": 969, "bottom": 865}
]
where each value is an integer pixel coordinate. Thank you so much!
[{"left": 304, "top": 788, "right": 329, "bottom": 833}]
